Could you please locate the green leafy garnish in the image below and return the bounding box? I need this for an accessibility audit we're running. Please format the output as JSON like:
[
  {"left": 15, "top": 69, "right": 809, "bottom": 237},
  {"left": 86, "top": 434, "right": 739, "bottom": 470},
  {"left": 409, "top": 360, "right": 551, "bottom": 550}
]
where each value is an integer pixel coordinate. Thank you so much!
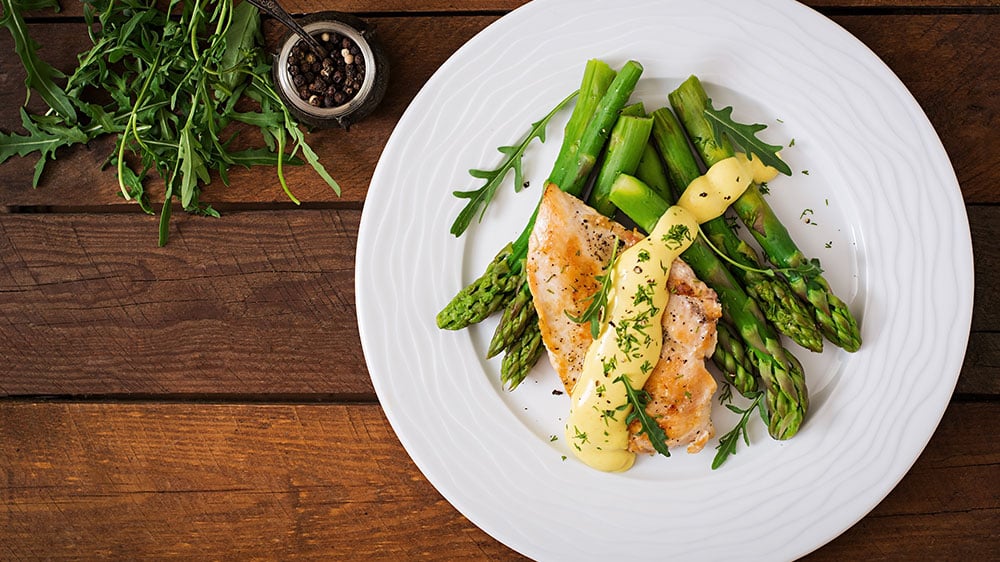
[
  {"left": 565, "top": 235, "right": 619, "bottom": 339},
  {"left": 703, "top": 101, "right": 791, "bottom": 176},
  {"left": 616, "top": 375, "right": 670, "bottom": 457},
  {"left": 0, "top": 0, "right": 339, "bottom": 246},
  {"left": 0, "top": 108, "right": 88, "bottom": 187},
  {"left": 450, "top": 89, "right": 578, "bottom": 237},
  {"left": 712, "top": 391, "right": 766, "bottom": 469},
  {"left": 0, "top": 0, "right": 77, "bottom": 122},
  {"left": 661, "top": 223, "right": 692, "bottom": 250}
]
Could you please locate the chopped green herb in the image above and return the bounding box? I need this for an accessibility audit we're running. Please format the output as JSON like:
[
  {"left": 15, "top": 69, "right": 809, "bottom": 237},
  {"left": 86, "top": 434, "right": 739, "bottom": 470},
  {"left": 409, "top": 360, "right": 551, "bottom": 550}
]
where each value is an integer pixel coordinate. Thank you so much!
[{"left": 662, "top": 223, "right": 692, "bottom": 250}]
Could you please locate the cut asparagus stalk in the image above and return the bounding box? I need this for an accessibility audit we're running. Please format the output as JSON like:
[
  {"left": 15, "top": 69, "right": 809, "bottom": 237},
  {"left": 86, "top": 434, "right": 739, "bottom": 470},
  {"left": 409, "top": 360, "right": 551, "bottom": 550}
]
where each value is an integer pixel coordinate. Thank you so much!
[
  {"left": 587, "top": 110, "right": 653, "bottom": 216},
  {"left": 549, "top": 60, "right": 644, "bottom": 197},
  {"left": 633, "top": 141, "right": 674, "bottom": 203}
]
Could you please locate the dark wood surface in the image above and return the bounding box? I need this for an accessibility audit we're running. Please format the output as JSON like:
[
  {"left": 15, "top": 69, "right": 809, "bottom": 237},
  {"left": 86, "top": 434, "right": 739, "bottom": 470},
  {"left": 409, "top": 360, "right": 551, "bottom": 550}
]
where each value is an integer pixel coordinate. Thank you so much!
[{"left": 1, "top": 1, "right": 997, "bottom": 559}]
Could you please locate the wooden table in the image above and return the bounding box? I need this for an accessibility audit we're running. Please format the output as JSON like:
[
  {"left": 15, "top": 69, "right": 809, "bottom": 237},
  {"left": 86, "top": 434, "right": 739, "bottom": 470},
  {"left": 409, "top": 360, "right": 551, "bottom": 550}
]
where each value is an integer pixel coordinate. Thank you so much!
[{"left": 1, "top": 1, "right": 997, "bottom": 559}]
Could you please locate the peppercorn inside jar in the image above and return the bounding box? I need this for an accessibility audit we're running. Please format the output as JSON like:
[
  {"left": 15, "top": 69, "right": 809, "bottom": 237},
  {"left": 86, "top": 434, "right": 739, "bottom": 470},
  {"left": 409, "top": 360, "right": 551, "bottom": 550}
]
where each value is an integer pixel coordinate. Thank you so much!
[
  {"left": 287, "top": 32, "right": 366, "bottom": 110},
  {"left": 273, "top": 12, "right": 389, "bottom": 129}
]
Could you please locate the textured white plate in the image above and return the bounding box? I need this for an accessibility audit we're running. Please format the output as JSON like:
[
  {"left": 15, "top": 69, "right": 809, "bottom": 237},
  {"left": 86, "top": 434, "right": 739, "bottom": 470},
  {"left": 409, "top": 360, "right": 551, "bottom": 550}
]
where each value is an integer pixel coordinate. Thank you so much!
[{"left": 355, "top": 0, "right": 974, "bottom": 559}]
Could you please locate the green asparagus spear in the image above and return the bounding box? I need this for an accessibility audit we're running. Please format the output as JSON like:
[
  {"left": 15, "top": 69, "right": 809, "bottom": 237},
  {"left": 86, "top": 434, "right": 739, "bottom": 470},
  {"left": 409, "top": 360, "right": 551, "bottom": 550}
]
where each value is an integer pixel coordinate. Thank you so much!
[
  {"left": 714, "top": 321, "right": 759, "bottom": 397},
  {"left": 441, "top": 59, "right": 644, "bottom": 385},
  {"left": 633, "top": 141, "right": 674, "bottom": 203},
  {"left": 436, "top": 243, "right": 522, "bottom": 329},
  {"left": 609, "top": 173, "right": 808, "bottom": 439},
  {"left": 669, "top": 76, "right": 861, "bottom": 352},
  {"left": 547, "top": 59, "right": 617, "bottom": 190},
  {"left": 549, "top": 60, "right": 644, "bottom": 196},
  {"left": 487, "top": 281, "right": 534, "bottom": 358},
  {"left": 650, "top": 107, "right": 824, "bottom": 353},
  {"left": 500, "top": 312, "right": 544, "bottom": 390},
  {"left": 587, "top": 110, "right": 653, "bottom": 216}
]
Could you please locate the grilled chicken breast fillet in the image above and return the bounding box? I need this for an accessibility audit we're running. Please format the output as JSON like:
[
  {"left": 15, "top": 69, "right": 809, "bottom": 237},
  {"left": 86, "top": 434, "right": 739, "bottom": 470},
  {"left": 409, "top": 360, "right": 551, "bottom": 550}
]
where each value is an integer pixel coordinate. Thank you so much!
[{"left": 526, "top": 183, "right": 721, "bottom": 454}]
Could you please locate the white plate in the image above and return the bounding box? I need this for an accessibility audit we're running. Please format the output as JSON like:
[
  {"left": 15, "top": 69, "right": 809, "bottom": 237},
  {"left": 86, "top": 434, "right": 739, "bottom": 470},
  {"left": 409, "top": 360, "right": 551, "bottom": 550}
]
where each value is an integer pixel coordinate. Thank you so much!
[{"left": 355, "top": 0, "right": 973, "bottom": 559}]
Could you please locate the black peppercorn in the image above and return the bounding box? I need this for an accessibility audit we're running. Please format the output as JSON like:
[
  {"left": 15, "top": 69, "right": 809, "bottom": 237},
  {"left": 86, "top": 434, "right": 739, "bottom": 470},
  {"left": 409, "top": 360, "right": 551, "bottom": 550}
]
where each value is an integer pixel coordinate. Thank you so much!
[{"left": 285, "top": 30, "right": 369, "bottom": 109}]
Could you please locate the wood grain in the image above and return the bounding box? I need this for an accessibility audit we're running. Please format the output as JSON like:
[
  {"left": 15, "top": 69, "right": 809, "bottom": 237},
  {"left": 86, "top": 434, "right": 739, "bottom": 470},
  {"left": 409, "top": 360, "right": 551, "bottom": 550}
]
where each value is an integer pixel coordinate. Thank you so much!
[
  {"left": 0, "top": 16, "right": 497, "bottom": 208},
  {"left": 0, "top": 403, "right": 520, "bottom": 560},
  {"left": 1, "top": 401, "right": 996, "bottom": 560},
  {"left": 1, "top": 2, "right": 995, "bottom": 559},
  {"left": 1, "top": 14, "right": 997, "bottom": 208},
  {"left": 18, "top": 0, "right": 1000, "bottom": 19},
  {"left": 0, "top": 205, "right": 995, "bottom": 397},
  {"left": 0, "top": 210, "right": 369, "bottom": 397},
  {"left": 970, "top": 205, "right": 1000, "bottom": 332}
]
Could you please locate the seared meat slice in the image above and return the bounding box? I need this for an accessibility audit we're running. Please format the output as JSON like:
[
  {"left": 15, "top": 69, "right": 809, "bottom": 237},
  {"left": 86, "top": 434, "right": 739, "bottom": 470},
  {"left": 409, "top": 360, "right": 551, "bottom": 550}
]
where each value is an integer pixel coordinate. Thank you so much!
[
  {"left": 526, "top": 184, "right": 721, "bottom": 454},
  {"left": 626, "top": 258, "right": 721, "bottom": 454}
]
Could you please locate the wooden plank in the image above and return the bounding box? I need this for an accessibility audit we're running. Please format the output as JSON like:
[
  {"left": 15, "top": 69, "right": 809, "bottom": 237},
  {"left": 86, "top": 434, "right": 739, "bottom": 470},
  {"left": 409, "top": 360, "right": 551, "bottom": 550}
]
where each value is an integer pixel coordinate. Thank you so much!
[
  {"left": 18, "top": 0, "right": 527, "bottom": 18},
  {"left": 971, "top": 205, "right": 1000, "bottom": 332},
  {"left": 0, "top": 210, "right": 371, "bottom": 397},
  {"left": 958, "top": 333, "right": 1000, "bottom": 396},
  {"left": 19, "top": 0, "right": 1000, "bottom": 19},
  {"left": 1, "top": 14, "right": 997, "bottom": 208},
  {"left": 1, "top": 401, "right": 996, "bottom": 559},
  {"left": 830, "top": 14, "right": 1000, "bottom": 205},
  {"left": 0, "top": 403, "right": 522, "bottom": 560},
  {"left": 0, "top": 205, "right": 995, "bottom": 396},
  {"left": 0, "top": 16, "right": 498, "bottom": 208}
]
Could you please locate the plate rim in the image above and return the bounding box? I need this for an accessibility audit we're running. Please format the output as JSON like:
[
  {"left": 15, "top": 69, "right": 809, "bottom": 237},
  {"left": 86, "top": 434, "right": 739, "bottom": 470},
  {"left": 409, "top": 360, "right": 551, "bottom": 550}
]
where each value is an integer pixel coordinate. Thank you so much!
[{"left": 356, "top": 0, "right": 974, "bottom": 559}]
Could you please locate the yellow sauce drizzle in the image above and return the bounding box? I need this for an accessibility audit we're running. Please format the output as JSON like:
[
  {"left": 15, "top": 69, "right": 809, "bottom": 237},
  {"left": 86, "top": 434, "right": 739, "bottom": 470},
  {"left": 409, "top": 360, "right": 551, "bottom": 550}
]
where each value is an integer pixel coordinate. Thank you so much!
[{"left": 566, "top": 153, "right": 778, "bottom": 471}]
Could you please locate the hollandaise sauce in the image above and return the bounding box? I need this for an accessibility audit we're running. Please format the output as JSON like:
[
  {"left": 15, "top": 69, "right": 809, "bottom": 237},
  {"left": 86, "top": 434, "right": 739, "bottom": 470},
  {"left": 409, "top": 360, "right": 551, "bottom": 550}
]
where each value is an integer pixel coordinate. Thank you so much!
[{"left": 565, "top": 153, "right": 778, "bottom": 471}]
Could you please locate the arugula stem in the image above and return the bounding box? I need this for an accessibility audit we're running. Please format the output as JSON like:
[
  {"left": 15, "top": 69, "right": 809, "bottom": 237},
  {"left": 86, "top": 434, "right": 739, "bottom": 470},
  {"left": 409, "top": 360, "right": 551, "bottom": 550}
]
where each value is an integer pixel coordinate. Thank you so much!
[
  {"left": 117, "top": 45, "right": 164, "bottom": 199},
  {"left": 275, "top": 127, "right": 300, "bottom": 205}
]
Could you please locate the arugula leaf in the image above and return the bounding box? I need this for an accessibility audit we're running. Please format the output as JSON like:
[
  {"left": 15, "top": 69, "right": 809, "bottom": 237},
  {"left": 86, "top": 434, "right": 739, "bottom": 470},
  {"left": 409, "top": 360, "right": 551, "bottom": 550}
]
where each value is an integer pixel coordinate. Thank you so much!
[
  {"left": 0, "top": 108, "right": 88, "bottom": 186},
  {"left": 0, "top": 0, "right": 77, "bottom": 122},
  {"left": 450, "top": 89, "right": 578, "bottom": 237},
  {"left": 616, "top": 375, "right": 671, "bottom": 457},
  {"left": 566, "top": 236, "right": 619, "bottom": 339},
  {"left": 219, "top": 0, "right": 260, "bottom": 96},
  {"left": 703, "top": 101, "right": 791, "bottom": 176},
  {"left": 178, "top": 123, "right": 210, "bottom": 208},
  {"left": 2, "top": 0, "right": 343, "bottom": 245},
  {"left": 712, "top": 391, "right": 766, "bottom": 469}
]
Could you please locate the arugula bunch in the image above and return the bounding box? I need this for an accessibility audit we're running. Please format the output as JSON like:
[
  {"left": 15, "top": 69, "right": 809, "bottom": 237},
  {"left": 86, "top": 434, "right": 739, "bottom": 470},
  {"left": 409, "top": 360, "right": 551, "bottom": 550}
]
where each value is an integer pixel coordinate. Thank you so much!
[{"left": 0, "top": 0, "right": 339, "bottom": 245}]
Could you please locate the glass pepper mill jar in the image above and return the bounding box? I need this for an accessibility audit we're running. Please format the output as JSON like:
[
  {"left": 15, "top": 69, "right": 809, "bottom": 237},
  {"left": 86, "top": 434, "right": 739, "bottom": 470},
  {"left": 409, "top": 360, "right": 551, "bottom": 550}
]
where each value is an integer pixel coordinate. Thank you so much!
[{"left": 273, "top": 11, "right": 389, "bottom": 129}]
